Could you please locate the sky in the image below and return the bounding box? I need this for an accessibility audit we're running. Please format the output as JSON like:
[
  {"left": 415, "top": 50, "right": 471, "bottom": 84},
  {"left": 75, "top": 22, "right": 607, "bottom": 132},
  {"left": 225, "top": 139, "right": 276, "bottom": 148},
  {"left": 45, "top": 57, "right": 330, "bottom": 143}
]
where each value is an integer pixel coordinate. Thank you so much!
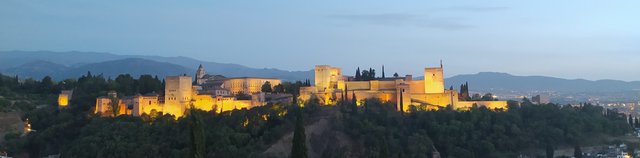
[{"left": 1, "top": 0, "right": 640, "bottom": 81}]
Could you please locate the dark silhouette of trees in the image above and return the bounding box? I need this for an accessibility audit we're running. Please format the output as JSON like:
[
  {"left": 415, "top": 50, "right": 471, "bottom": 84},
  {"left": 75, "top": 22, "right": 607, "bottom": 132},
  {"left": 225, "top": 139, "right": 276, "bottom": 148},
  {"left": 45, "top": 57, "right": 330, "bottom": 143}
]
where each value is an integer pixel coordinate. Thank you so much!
[
  {"left": 261, "top": 81, "right": 273, "bottom": 93},
  {"left": 574, "top": 145, "right": 582, "bottom": 158},
  {"left": 188, "top": 106, "right": 206, "bottom": 158},
  {"left": 355, "top": 67, "right": 361, "bottom": 81},
  {"left": 290, "top": 108, "right": 308, "bottom": 158}
]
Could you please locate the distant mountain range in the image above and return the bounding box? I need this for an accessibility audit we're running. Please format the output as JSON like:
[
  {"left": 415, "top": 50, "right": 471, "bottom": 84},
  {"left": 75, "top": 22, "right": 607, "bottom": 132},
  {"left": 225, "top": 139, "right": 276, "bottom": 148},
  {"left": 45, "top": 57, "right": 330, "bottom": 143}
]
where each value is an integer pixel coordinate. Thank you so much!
[
  {"left": 2, "top": 51, "right": 639, "bottom": 93},
  {"left": 0, "top": 51, "right": 313, "bottom": 81},
  {"left": 445, "top": 72, "right": 640, "bottom": 93}
]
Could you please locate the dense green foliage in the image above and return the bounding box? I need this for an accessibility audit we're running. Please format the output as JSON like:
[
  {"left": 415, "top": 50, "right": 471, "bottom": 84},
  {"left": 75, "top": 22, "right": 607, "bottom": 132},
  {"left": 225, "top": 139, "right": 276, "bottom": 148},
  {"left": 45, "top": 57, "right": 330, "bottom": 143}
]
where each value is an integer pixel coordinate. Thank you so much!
[
  {"left": 261, "top": 81, "right": 273, "bottom": 93},
  {"left": 290, "top": 108, "right": 308, "bottom": 158},
  {"left": 354, "top": 67, "right": 377, "bottom": 81},
  {"left": 272, "top": 81, "right": 311, "bottom": 96},
  {"left": 330, "top": 99, "right": 630, "bottom": 158},
  {"left": 0, "top": 73, "right": 166, "bottom": 157},
  {"left": 0, "top": 72, "right": 633, "bottom": 158}
]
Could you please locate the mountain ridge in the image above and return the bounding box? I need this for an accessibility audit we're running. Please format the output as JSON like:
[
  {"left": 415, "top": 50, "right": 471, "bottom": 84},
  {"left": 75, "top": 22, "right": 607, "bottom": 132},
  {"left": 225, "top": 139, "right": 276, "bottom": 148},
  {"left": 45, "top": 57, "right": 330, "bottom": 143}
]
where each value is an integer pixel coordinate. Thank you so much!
[
  {"left": 3, "top": 51, "right": 639, "bottom": 93},
  {"left": 0, "top": 51, "right": 313, "bottom": 81},
  {"left": 445, "top": 72, "right": 640, "bottom": 92}
]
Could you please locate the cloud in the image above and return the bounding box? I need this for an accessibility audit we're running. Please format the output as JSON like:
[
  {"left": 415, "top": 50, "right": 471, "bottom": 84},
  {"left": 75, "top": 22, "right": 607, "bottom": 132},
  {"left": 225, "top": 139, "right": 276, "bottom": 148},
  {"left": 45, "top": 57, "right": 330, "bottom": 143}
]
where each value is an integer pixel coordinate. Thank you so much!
[{"left": 327, "top": 13, "right": 473, "bottom": 30}]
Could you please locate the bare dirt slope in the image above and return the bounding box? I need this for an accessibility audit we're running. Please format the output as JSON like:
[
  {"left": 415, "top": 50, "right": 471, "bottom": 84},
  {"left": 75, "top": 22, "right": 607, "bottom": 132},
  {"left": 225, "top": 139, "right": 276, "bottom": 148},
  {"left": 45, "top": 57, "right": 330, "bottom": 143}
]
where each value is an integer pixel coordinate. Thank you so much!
[
  {"left": 262, "top": 118, "right": 355, "bottom": 158},
  {"left": 0, "top": 112, "right": 23, "bottom": 144}
]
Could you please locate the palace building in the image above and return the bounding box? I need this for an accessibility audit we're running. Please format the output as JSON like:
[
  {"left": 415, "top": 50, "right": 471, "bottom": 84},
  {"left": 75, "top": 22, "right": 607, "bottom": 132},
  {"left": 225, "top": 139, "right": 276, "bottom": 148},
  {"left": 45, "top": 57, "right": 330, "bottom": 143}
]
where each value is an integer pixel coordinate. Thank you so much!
[
  {"left": 299, "top": 64, "right": 507, "bottom": 112},
  {"left": 94, "top": 65, "right": 289, "bottom": 118},
  {"left": 58, "top": 90, "right": 73, "bottom": 107}
]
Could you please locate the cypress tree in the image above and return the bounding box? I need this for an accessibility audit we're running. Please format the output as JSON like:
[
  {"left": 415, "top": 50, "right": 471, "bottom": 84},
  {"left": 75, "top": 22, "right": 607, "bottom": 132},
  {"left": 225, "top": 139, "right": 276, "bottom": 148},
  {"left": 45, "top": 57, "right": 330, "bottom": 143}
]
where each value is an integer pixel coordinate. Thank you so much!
[
  {"left": 574, "top": 145, "right": 582, "bottom": 158},
  {"left": 355, "top": 67, "right": 361, "bottom": 81},
  {"left": 291, "top": 109, "right": 308, "bottom": 158},
  {"left": 352, "top": 91, "right": 358, "bottom": 114},
  {"left": 546, "top": 144, "right": 554, "bottom": 158},
  {"left": 380, "top": 138, "right": 389, "bottom": 158},
  {"left": 189, "top": 108, "right": 206, "bottom": 158},
  {"left": 382, "top": 65, "right": 385, "bottom": 79},
  {"left": 369, "top": 68, "right": 374, "bottom": 79}
]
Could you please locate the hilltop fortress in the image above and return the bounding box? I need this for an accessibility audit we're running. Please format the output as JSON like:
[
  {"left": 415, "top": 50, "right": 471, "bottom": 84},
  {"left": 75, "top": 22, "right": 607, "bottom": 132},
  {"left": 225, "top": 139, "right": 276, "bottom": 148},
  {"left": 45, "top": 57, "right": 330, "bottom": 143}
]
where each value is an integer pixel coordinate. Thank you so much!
[
  {"left": 299, "top": 64, "right": 507, "bottom": 111},
  {"left": 94, "top": 65, "right": 288, "bottom": 117},
  {"left": 91, "top": 63, "right": 506, "bottom": 118}
]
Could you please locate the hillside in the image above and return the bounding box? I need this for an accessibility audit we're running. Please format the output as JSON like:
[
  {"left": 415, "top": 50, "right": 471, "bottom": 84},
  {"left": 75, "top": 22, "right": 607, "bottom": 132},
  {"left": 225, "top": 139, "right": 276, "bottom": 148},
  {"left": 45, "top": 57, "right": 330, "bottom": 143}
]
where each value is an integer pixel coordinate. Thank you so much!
[
  {"left": 61, "top": 58, "right": 194, "bottom": 79},
  {"left": 0, "top": 51, "right": 313, "bottom": 81},
  {"left": 445, "top": 72, "right": 640, "bottom": 92},
  {"left": 4, "top": 60, "right": 69, "bottom": 79}
]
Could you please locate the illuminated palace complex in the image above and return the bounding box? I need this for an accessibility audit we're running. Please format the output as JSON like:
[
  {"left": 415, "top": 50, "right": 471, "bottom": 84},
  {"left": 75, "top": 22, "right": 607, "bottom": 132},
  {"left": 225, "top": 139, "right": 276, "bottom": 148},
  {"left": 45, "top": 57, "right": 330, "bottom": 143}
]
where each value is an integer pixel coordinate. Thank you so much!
[
  {"left": 92, "top": 63, "right": 506, "bottom": 117},
  {"left": 94, "top": 65, "right": 288, "bottom": 117},
  {"left": 299, "top": 64, "right": 507, "bottom": 112}
]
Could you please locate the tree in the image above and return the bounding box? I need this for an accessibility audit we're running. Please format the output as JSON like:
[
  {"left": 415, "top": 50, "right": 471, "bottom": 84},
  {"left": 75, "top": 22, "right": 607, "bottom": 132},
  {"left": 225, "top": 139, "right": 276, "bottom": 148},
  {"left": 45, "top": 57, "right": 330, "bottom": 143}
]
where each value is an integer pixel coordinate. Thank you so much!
[
  {"left": 40, "top": 76, "right": 54, "bottom": 93},
  {"left": 471, "top": 93, "right": 482, "bottom": 100},
  {"left": 236, "top": 92, "right": 252, "bottom": 100},
  {"left": 291, "top": 109, "right": 308, "bottom": 158},
  {"left": 574, "top": 145, "right": 582, "bottom": 158},
  {"left": 109, "top": 95, "right": 120, "bottom": 117},
  {"left": 261, "top": 81, "right": 273, "bottom": 93},
  {"left": 115, "top": 74, "right": 136, "bottom": 96},
  {"left": 351, "top": 92, "right": 358, "bottom": 114},
  {"left": 355, "top": 67, "right": 361, "bottom": 81},
  {"left": 189, "top": 107, "right": 206, "bottom": 158},
  {"left": 481, "top": 93, "right": 494, "bottom": 101},
  {"left": 546, "top": 144, "right": 554, "bottom": 158},
  {"left": 138, "top": 75, "right": 162, "bottom": 94},
  {"left": 393, "top": 73, "right": 399, "bottom": 78},
  {"left": 369, "top": 68, "right": 376, "bottom": 80},
  {"left": 274, "top": 84, "right": 285, "bottom": 93},
  {"left": 381, "top": 65, "right": 385, "bottom": 79},
  {"left": 361, "top": 70, "right": 369, "bottom": 81}
]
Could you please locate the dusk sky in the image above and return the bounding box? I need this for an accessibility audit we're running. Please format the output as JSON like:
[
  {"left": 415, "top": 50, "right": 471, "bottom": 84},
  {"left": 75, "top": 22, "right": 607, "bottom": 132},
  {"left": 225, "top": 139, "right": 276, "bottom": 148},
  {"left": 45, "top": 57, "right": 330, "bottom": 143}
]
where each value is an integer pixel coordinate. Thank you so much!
[{"left": 1, "top": 1, "right": 639, "bottom": 80}]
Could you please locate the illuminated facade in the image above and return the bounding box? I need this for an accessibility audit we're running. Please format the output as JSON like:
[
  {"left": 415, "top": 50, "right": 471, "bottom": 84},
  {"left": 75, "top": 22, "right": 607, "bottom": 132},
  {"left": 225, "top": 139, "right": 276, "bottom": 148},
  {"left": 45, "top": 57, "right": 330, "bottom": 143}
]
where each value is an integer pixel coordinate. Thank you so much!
[
  {"left": 95, "top": 75, "right": 269, "bottom": 118},
  {"left": 299, "top": 64, "right": 507, "bottom": 111},
  {"left": 132, "top": 93, "right": 162, "bottom": 116},
  {"left": 58, "top": 90, "right": 73, "bottom": 107},
  {"left": 222, "top": 77, "right": 281, "bottom": 95},
  {"left": 164, "top": 76, "right": 193, "bottom": 117}
]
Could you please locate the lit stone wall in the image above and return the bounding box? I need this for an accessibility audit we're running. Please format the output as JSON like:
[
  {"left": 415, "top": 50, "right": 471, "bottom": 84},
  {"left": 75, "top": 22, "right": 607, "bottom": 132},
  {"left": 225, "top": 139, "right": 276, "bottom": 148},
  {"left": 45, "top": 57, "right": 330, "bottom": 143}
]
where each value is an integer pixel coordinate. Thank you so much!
[
  {"left": 95, "top": 97, "right": 111, "bottom": 114},
  {"left": 409, "top": 80, "right": 425, "bottom": 94},
  {"left": 347, "top": 90, "right": 396, "bottom": 105},
  {"left": 94, "top": 98, "right": 127, "bottom": 116},
  {"left": 345, "top": 81, "right": 370, "bottom": 90},
  {"left": 223, "top": 78, "right": 281, "bottom": 94},
  {"left": 410, "top": 90, "right": 459, "bottom": 108},
  {"left": 58, "top": 94, "right": 69, "bottom": 107},
  {"left": 457, "top": 101, "right": 508, "bottom": 110},
  {"left": 164, "top": 76, "right": 193, "bottom": 117},
  {"left": 132, "top": 95, "right": 161, "bottom": 116},
  {"left": 396, "top": 83, "right": 411, "bottom": 112},
  {"left": 213, "top": 96, "right": 252, "bottom": 113},
  {"left": 424, "top": 67, "right": 445, "bottom": 94},
  {"left": 377, "top": 80, "right": 399, "bottom": 90},
  {"left": 192, "top": 94, "right": 215, "bottom": 111},
  {"left": 314, "top": 65, "right": 343, "bottom": 92}
]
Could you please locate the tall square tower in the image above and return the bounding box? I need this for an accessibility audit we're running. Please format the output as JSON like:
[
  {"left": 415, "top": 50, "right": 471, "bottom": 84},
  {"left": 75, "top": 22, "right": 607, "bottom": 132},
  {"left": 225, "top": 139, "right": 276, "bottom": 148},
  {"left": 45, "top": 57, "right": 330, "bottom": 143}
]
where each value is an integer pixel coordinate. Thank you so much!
[
  {"left": 424, "top": 67, "right": 444, "bottom": 94},
  {"left": 314, "top": 65, "right": 343, "bottom": 92},
  {"left": 164, "top": 75, "right": 193, "bottom": 117}
]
